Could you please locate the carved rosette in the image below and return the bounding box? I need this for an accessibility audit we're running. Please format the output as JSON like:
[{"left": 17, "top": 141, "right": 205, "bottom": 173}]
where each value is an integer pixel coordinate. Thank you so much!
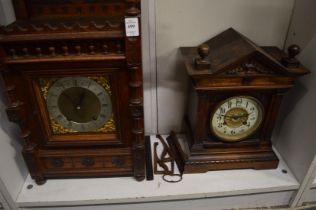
[{"left": 125, "top": 0, "right": 145, "bottom": 181}]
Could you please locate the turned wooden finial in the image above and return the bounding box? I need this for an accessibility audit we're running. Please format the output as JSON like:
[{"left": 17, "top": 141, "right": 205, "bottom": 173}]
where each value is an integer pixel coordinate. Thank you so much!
[
  {"left": 75, "top": 45, "right": 81, "bottom": 55},
  {"left": 102, "top": 44, "right": 108, "bottom": 54},
  {"left": 62, "top": 46, "right": 69, "bottom": 56},
  {"left": 195, "top": 44, "right": 211, "bottom": 70},
  {"left": 10, "top": 49, "right": 16, "bottom": 59},
  {"left": 22, "top": 48, "right": 29, "bottom": 57},
  {"left": 126, "top": 0, "right": 140, "bottom": 16},
  {"left": 89, "top": 45, "right": 96, "bottom": 55},
  {"left": 49, "top": 47, "right": 56, "bottom": 56},
  {"left": 282, "top": 44, "right": 301, "bottom": 68},
  {"left": 36, "top": 48, "right": 42, "bottom": 57},
  {"left": 116, "top": 42, "right": 122, "bottom": 54}
]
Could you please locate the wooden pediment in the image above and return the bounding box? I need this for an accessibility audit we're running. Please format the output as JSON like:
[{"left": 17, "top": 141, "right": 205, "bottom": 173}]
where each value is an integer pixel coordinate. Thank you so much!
[{"left": 180, "top": 28, "right": 309, "bottom": 79}]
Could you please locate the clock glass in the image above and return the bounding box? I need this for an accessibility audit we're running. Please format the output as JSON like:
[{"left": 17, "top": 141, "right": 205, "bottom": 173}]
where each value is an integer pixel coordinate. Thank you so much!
[
  {"left": 45, "top": 77, "right": 113, "bottom": 133},
  {"left": 211, "top": 96, "right": 263, "bottom": 142}
]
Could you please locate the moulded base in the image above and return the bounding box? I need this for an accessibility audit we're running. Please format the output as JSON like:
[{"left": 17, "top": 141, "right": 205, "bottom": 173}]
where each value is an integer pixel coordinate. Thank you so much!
[{"left": 167, "top": 131, "right": 279, "bottom": 174}]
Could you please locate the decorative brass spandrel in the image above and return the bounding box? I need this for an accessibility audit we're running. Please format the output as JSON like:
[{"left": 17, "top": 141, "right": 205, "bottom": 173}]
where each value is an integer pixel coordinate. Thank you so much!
[
  {"left": 88, "top": 76, "right": 112, "bottom": 96},
  {"left": 51, "top": 118, "right": 76, "bottom": 134},
  {"left": 39, "top": 78, "right": 57, "bottom": 99},
  {"left": 50, "top": 114, "right": 116, "bottom": 134},
  {"left": 39, "top": 76, "right": 116, "bottom": 135},
  {"left": 97, "top": 114, "right": 116, "bottom": 133}
]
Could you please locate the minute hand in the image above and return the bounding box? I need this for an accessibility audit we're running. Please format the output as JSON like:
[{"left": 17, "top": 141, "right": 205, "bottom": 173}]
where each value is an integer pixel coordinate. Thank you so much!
[
  {"left": 216, "top": 112, "right": 253, "bottom": 118},
  {"left": 76, "top": 91, "right": 86, "bottom": 109}
]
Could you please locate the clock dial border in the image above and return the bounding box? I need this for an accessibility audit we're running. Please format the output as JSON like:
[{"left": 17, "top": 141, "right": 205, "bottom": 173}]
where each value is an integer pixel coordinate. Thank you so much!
[
  {"left": 42, "top": 76, "right": 115, "bottom": 134},
  {"left": 210, "top": 96, "right": 264, "bottom": 142},
  {"left": 194, "top": 90, "right": 273, "bottom": 148}
]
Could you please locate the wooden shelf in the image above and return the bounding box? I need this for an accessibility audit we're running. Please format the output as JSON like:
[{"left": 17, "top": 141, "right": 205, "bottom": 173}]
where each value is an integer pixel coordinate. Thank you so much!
[{"left": 16, "top": 135, "right": 299, "bottom": 208}]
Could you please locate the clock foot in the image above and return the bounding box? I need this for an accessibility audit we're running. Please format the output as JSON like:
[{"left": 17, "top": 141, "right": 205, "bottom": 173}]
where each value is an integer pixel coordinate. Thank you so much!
[
  {"left": 35, "top": 177, "right": 47, "bottom": 185},
  {"left": 134, "top": 174, "right": 145, "bottom": 181}
]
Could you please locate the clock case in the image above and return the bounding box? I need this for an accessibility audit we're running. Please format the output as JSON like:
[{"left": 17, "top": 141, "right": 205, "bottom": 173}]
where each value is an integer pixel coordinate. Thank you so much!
[
  {"left": 176, "top": 28, "right": 309, "bottom": 173},
  {"left": 0, "top": 0, "right": 145, "bottom": 184}
]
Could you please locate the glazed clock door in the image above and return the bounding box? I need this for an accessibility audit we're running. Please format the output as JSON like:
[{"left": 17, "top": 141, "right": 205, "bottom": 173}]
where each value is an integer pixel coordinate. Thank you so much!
[
  {"left": 29, "top": 67, "right": 130, "bottom": 148},
  {"left": 42, "top": 76, "right": 115, "bottom": 133},
  {"left": 46, "top": 76, "right": 113, "bottom": 133}
]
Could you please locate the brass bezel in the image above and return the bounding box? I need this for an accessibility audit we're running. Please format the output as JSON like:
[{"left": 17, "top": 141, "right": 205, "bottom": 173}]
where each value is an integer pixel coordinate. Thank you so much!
[{"left": 210, "top": 96, "right": 264, "bottom": 142}]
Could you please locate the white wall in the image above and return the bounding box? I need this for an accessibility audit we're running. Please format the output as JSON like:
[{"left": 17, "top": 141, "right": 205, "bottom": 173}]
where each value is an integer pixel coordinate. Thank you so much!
[
  {"left": 156, "top": 0, "right": 295, "bottom": 133},
  {"left": 0, "top": 94, "right": 28, "bottom": 201},
  {"left": 0, "top": 0, "right": 28, "bottom": 204},
  {"left": 284, "top": 0, "right": 316, "bottom": 50},
  {"left": 275, "top": 0, "right": 316, "bottom": 184},
  {"left": 0, "top": 0, "right": 15, "bottom": 25},
  {"left": 141, "top": 0, "right": 158, "bottom": 134}
]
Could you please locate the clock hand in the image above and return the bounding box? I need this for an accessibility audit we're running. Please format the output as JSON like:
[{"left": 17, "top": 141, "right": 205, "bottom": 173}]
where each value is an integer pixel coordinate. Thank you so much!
[
  {"left": 76, "top": 90, "right": 86, "bottom": 110},
  {"left": 215, "top": 112, "right": 253, "bottom": 119},
  {"left": 233, "top": 112, "right": 253, "bottom": 118},
  {"left": 228, "top": 112, "right": 254, "bottom": 120}
]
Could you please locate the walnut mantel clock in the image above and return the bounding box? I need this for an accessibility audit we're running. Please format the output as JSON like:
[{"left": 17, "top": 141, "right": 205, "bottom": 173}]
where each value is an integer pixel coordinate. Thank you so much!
[
  {"left": 174, "top": 28, "right": 310, "bottom": 173},
  {"left": 0, "top": 0, "right": 145, "bottom": 184}
]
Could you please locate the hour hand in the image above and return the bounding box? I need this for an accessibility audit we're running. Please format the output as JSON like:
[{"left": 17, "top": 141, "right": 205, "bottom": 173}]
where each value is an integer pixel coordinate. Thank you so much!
[
  {"left": 216, "top": 112, "right": 253, "bottom": 119},
  {"left": 239, "top": 112, "right": 253, "bottom": 117},
  {"left": 76, "top": 91, "right": 86, "bottom": 110}
]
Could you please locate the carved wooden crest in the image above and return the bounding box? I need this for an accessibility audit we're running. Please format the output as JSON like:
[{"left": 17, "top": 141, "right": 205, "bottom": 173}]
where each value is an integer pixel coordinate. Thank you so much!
[{"left": 223, "top": 59, "right": 276, "bottom": 76}]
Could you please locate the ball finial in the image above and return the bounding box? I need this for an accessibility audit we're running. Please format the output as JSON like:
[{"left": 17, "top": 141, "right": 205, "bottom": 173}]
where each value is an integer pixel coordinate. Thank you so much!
[
  {"left": 281, "top": 44, "right": 301, "bottom": 68},
  {"left": 195, "top": 44, "right": 211, "bottom": 70},
  {"left": 287, "top": 44, "right": 300, "bottom": 59},
  {"left": 198, "top": 44, "right": 210, "bottom": 59}
]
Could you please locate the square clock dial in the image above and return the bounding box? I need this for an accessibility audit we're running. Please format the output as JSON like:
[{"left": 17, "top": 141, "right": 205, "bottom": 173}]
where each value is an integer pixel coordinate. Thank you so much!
[{"left": 41, "top": 76, "right": 115, "bottom": 134}]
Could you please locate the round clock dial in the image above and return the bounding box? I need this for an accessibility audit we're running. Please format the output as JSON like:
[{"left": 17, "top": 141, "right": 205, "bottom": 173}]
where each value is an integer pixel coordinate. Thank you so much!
[
  {"left": 46, "top": 77, "right": 112, "bottom": 132},
  {"left": 211, "top": 96, "right": 263, "bottom": 142}
]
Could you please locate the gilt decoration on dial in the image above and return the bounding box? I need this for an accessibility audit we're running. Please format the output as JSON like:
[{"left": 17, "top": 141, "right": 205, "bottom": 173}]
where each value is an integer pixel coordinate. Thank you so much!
[
  {"left": 211, "top": 96, "right": 263, "bottom": 142},
  {"left": 40, "top": 76, "right": 116, "bottom": 134}
]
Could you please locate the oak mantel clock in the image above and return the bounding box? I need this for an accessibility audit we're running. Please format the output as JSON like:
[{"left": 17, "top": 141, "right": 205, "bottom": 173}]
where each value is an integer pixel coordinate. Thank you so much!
[
  {"left": 175, "top": 28, "right": 310, "bottom": 173},
  {"left": 0, "top": 0, "right": 145, "bottom": 184}
]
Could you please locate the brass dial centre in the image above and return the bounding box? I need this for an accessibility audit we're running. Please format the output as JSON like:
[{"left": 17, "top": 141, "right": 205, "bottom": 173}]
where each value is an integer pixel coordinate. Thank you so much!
[{"left": 224, "top": 108, "right": 248, "bottom": 128}]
